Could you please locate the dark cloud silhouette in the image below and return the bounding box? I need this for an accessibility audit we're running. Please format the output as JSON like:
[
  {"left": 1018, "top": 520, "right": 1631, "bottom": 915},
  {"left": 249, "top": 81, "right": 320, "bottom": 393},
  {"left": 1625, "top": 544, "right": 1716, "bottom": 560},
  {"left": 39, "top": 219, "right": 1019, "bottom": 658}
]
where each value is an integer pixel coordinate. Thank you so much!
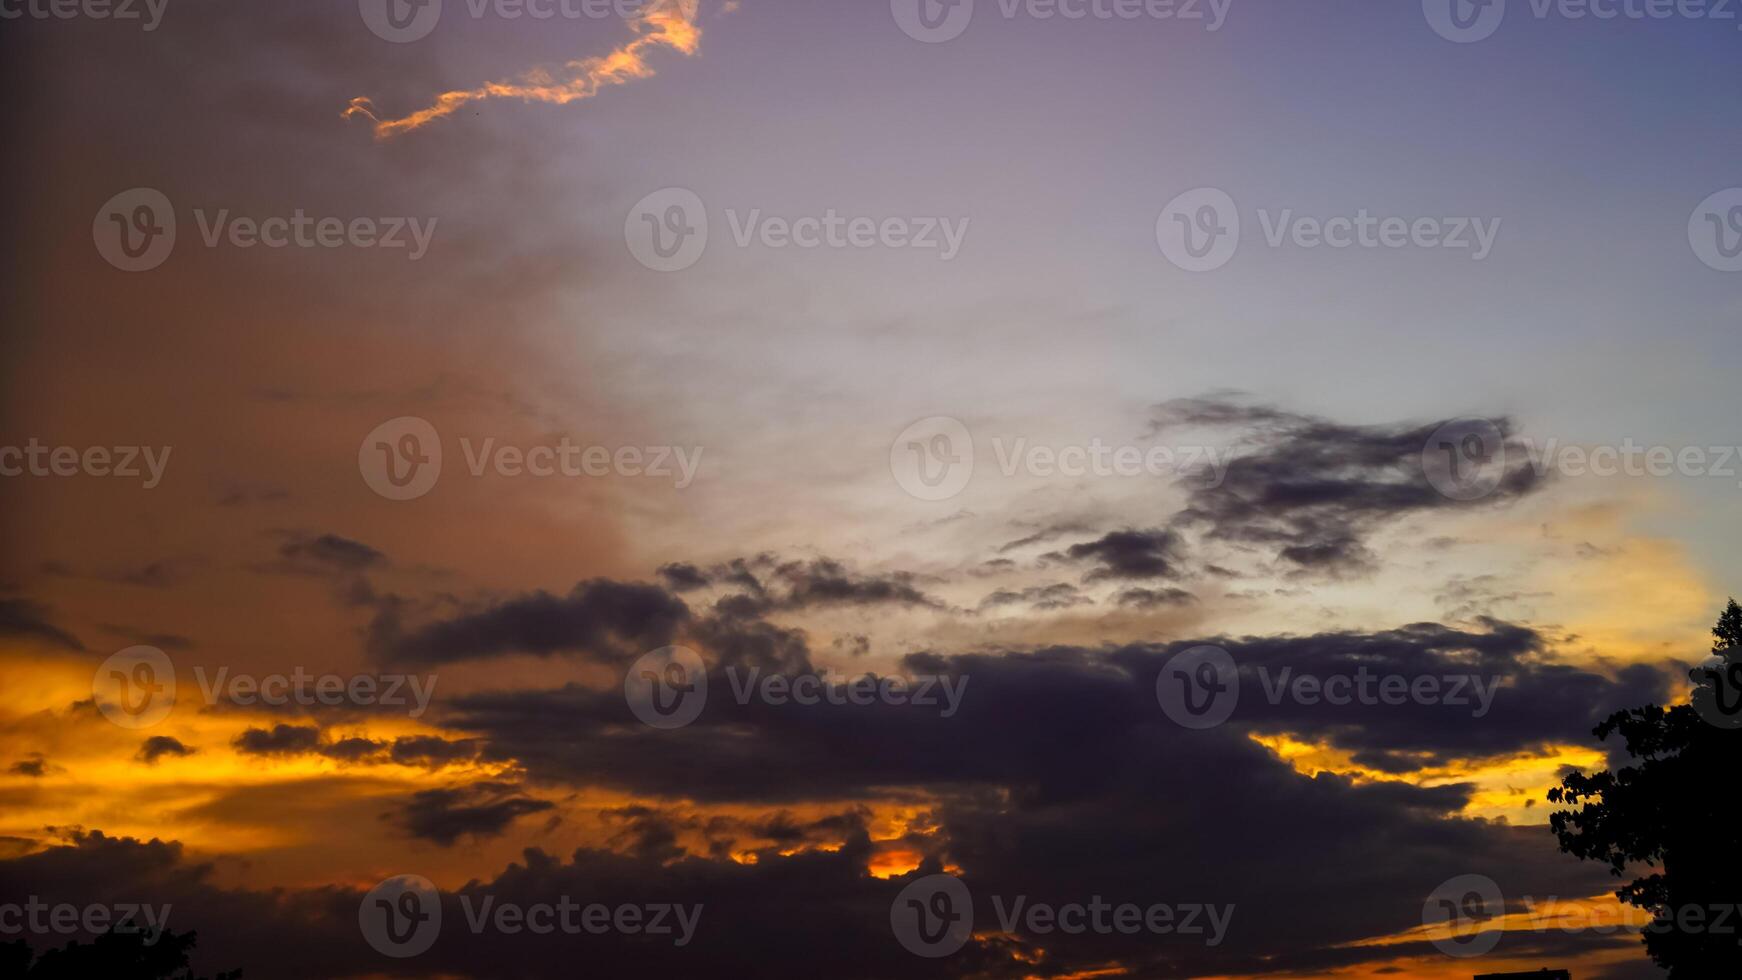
[
  {"left": 233, "top": 724, "right": 324, "bottom": 756},
  {"left": 0, "top": 597, "right": 82, "bottom": 650},
  {"left": 136, "top": 736, "right": 196, "bottom": 764},
  {"left": 368, "top": 579, "right": 690, "bottom": 666},
  {"left": 1150, "top": 396, "right": 1545, "bottom": 575},
  {"left": 978, "top": 583, "right": 1090, "bottom": 611},
  {"left": 392, "top": 781, "right": 556, "bottom": 846},
  {"left": 1049, "top": 528, "right": 1186, "bottom": 582},
  {"left": 1114, "top": 586, "right": 1197, "bottom": 608}
]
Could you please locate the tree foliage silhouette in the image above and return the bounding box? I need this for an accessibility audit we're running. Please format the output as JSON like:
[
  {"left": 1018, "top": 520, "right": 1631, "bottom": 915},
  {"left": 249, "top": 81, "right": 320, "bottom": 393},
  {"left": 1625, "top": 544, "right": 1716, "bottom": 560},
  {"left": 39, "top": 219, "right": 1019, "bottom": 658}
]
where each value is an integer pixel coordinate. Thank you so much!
[
  {"left": 0, "top": 927, "right": 240, "bottom": 979},
  {"left": 1548, "top": 599, "right": 1742, "bottom": 977}
]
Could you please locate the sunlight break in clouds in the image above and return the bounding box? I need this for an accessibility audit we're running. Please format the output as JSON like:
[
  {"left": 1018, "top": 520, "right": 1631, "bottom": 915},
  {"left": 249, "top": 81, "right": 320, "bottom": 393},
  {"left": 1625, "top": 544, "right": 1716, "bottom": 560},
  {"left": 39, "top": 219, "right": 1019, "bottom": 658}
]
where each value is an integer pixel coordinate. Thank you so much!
[{"left": 343, "top": 0, "right": 707, "bottom": 139}]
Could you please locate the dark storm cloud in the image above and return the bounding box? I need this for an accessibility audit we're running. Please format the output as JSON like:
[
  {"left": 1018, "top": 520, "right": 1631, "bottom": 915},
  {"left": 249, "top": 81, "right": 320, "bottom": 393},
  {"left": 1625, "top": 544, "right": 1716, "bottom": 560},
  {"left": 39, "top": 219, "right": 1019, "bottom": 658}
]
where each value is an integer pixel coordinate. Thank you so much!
[
  {"left": 0, "top": 597, "right": 82, "bottom": 650},
  {"left": 996, "top": 520, "right": 1098, "bottom": 553},
  {"left": 8, "top": 754, "right": 49, "bottom": 778},
  {"left": 391, "top": 781, "right": 556, "bottom": 846},
  {"left": 1114, "top": 586, "right": 1197, "bottom": 608},
  {"left": 1150, "top": 396, "right": 1545, "bottom": 575},
  {"left": 2, "top": 609, "right": 1671, "bottom": 977},
  {"left": 1047, "top": 528, "right": 1186, "bottom": 582},
  {"left": 977, "top": 583, "right": 1090, "bottom": 611},
  {"left": 655, "top": 562, "right": 711, "bottom": 591},
  {"left": 390, "top": 734, "right": 482, "bottom": 767},
  {"left": 136, "top": 736, "right": 195, "bottom": 764},
  {"left": 233, "top": 724, "right": 324, "bottom": 756},
  {"left": 368, "top": 579, "right": 690, "bottom": 667},
  {"left": 656, "top": 555, "right": 946, "bottom": 613},
  {"left": 1159, "top": 619, "right": 1674, "bottom": 768},
  {"left": 228, "top": 724, "right": 479, "bottom": 767}
]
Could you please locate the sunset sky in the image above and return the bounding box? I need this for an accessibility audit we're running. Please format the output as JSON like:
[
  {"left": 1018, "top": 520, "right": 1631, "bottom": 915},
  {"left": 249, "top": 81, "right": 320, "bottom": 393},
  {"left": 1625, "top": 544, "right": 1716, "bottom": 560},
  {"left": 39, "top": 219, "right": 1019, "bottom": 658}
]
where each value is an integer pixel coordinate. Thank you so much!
[{"left": 2, "top": 0, "right": 1739, "bottom": 976}]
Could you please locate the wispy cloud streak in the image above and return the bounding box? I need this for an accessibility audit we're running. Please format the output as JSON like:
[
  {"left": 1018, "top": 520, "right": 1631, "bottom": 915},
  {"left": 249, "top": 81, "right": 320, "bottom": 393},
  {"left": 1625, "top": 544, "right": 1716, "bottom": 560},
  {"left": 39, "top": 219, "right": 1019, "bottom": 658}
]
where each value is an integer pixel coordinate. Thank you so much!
[{"left": 345, "top": 0, "right": 705, "bottom": 139}]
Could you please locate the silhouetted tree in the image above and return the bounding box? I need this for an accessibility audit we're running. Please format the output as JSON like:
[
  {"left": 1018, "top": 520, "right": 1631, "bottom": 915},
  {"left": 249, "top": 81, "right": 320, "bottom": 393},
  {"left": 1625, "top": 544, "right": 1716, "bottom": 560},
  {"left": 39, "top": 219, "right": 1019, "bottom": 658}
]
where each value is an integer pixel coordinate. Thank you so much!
[
  {"left": 0, "top": 927, "right": 239, "bottom": 979},
  {"left": 1548, "top": 599, "right": 1742, "bottom": 977}
]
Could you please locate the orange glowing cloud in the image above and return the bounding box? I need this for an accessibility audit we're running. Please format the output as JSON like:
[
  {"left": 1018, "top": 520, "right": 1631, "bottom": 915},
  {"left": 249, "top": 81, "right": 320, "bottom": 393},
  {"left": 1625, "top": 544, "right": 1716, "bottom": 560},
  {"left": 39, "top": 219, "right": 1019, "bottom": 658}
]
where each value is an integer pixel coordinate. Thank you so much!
[{"left": 344, "top": 0, "right": 708, "bottom": 139}]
